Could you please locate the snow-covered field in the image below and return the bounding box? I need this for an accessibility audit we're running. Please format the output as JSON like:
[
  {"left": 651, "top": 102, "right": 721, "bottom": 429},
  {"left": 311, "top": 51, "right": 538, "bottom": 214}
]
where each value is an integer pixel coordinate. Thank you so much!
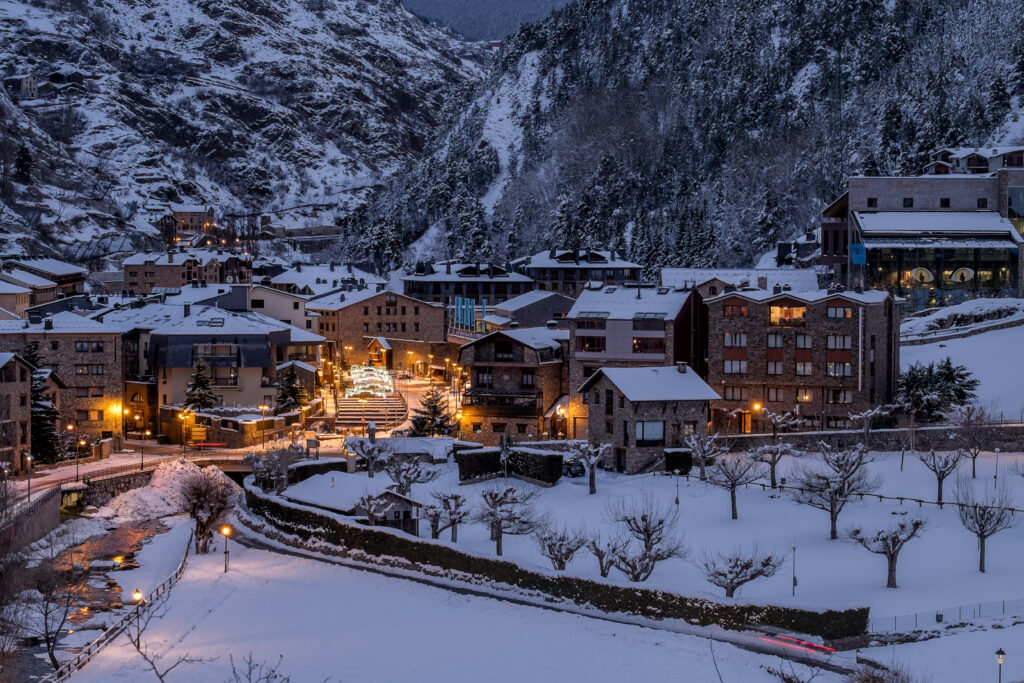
[
  {"left": 285, "top": 450, "right": 1024, "bottom": 620},
  {"left": 902, "top": 323, "right": 1024, "bottom": 420},
  {"left": 70, "top": 533, "right": 828, "bottom": 683}
]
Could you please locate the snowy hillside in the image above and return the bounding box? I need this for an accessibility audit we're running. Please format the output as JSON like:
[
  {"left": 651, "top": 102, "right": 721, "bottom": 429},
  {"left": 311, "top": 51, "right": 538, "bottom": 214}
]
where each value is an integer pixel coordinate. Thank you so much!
[{"left": 0, "top": 0, "right": 483, "bottom": 258}]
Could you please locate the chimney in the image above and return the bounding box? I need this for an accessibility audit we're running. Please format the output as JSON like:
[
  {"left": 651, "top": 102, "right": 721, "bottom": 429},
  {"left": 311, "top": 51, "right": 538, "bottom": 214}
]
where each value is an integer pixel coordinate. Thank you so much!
[
  {"left": 676, "top": 361, "right": 688, "bottom": 374},
  {"left": 758, "top": 276, "right": 768, "bottom": 290},
  {"left": 168, "top": 252, "right": 174, "bottom": 263},
  {"left": 347, "top": 263, "right": 353, "bottom": 274},
  {"left": 782, "top": 284, "right": 792, "bottom": 291},
  {"left": 854, "top": 285, "right": 864, "bottom": 294},
  {"left": 184, "top": 303, "right": 191, "bottom": 317},
  {"left": 546, "top": 320, "right": 557, "bottom": 329},
  {"left": 296, "top": 263, "right": 302, "bottom": 272},
  {"left": 445, "top": 262, "right": 451, "bottom": 275},
  {"left": 548, "top": 247, "right": 556, "bottom": 259},
  {"left": 509, "top": 321, "right": 519, "bottom": 329},
  {"left": 772, "top": 284, "right": 782, "bottom": 294},
  {"left": 329, "top": 262, "right": 335, "bottom": 272},
  {"left": 43, "top": 318, "right": 53, "bottom": 330},
  {"left": 28, "top": 311, "right": 41, "bottom": 325}
]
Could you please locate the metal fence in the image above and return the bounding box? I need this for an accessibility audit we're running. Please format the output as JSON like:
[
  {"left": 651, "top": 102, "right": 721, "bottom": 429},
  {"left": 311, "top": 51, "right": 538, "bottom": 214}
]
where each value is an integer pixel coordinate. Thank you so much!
[
  {"left": 869, "top": 597, "right": 1024, "bottom": 634},
  {"left": 40, "top": 529, "right": 195, "bottom": 682}
]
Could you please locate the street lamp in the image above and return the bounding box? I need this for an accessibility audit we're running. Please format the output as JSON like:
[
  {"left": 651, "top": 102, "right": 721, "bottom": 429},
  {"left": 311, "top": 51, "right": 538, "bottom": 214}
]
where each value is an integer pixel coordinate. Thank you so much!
[
  {"left": 358, "top": 398, "right": 367, "bottom": 435},
  {"left": 995, "top": 447, "right": 1001, "bottom": 480},
  {"left": 673, "top": 469, "right": 680, "bottom": 506},
  {"left": 996, "top": 648, "right": 1006, "bottom": 683},
  {"left": 132, "top": 588, "right": 144, "bottom": 643},
  {"left": 141, "top": 430, "right": 151, "bottom": 471},
  {"left": 122, "top": 407, "right": 130, "bottom": 440},
  {"left": 25, "top": 454, "right": 32, "bottom": 501},
  {"left": 178, "top": 412, "right": 188, "bottom": 453},
  {"left": 455, "top": 411, "right": 462, "bottom": 440},
  {"left": 221, "top": 525, "right": 232, "bottom": 573},
  {"left": 258, "top": 404, "right": 270, "bottom": 449}
]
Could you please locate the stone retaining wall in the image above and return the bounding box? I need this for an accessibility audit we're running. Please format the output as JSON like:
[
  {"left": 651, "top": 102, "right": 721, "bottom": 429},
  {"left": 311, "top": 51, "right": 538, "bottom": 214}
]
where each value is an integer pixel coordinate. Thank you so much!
[{"left": 82, "top": 471, "right": 153, "bottom": 507}]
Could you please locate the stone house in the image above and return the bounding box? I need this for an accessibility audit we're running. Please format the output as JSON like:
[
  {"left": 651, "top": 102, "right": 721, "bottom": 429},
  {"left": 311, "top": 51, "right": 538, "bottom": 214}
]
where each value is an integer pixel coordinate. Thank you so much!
[
  {"left": 3, "top": 74, "right": 37, "bottom": 98},
  {"left": 565, "top": 283, "right": 706, "bottom": 439},
  {"left": 122, "top": 248, "right": 253, "bottom": 294},
  {"left": 0, "top": 267, "right": 58, "bottom": 307},
  {"left": 170, "top": 205, "right": 215, "bottom": 233},
  {"left": 457, "top": 326, "right": 568, "bottom": 445},
  {"left": 704, "top": 288, "right": 901, "bottom": 433},
  {"left": 0, "top": 312, "right": 124, "bottom": 441},
  {"left": 579, "top": 364, "right": 719, "bottom": 474},
  {"left": 0, "top": 353, "right": 34, "bottom": 474},
  {"left": 268, "top": 263, "right": 385, "bottom": 297},
  {"left": 7, "top": 258, "right": 86, "bottom": 297},
  {"left": 307, "top": 286, "right": 446, "bottom": 371}
]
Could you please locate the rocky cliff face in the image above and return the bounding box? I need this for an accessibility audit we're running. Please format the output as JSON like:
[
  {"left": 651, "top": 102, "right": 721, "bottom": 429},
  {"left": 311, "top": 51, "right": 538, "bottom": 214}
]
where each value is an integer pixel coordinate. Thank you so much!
[{"left": 0, "top": 0, "right": 482, "bottom": 259}]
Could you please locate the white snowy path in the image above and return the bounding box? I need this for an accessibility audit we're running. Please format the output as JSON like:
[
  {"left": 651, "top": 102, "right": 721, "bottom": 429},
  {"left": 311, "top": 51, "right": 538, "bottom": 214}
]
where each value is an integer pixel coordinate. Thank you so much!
[{"left": 70, "top": 538, "right": 826, "bottom": 683}]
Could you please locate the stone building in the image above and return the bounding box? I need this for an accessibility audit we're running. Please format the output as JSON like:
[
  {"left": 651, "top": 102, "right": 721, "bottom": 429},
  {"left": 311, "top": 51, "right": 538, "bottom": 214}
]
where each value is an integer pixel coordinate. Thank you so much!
[
  {"left": 401, "top": 261, "right": 534, "bottom": 305},
  {"left": 306, "top": 286, "right": 446, "bottom": 371},
  {"left": 7, "top": 258, "right": 86, "bottom": 296},
  {"left": 660, "top": 268, "right": 820, "bottom": 300},
  {"left": 122, "top": 248, "right": 252, "bottom": 294},
  {"left": 2, "top": 74, "right": 37, "bottom": 98},
  {"left": 0, "top": 353, "right": 33, "bottom": 474},
  {"left": 565, "top": 283, "right": 705, "bottom": 439},
  {"left": 170, "top": 205, "right": 215, "bottom": 233},
  {"left": 704, "top": 288, "right": 901, "bottom": 433},
  {"left": 457, "top": 327, "right": 568, "bottom": 445},
  {"left": 0, "top": 312, "right": 124, "bottom": 440},
  {"left": 579, "top": 364, "right": 718, "bottom": 474},
  {"left": 0, "top": 267, "right": 58, "bottom": 307},
  {"left": 511, "top": 249, "right": 641, "bottom": 297},
  {"left": 268, "top": 263, "right": 385, "bottom": 297}
]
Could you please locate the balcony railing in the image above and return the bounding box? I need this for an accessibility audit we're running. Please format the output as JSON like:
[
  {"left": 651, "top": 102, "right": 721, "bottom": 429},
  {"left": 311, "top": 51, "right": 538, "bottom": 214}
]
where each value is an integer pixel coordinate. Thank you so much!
[{"left": 211, "top": 377, "right": 239, "bottom": 386}]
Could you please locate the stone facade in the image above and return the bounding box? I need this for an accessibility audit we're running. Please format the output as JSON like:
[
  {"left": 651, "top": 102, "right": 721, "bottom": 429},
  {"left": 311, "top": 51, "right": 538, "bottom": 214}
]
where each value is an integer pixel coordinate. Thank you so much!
[
  {"left": 457, "top": 330, "right": 568, "bottom": 446},
  {"left": 124, "top": 250, "right": 252, "bottom": 294},
  {"left": 583, "top": 372, "right": 709, "bottom": 473},
  {"left": 0, "top": 355, "right": 33, "bottom": 473},
  {"left": 309, "top": 289, "right": 446, "bottom": 371},
  {"left": 705, "top": 290, "right": 901, "bottom": 433}
]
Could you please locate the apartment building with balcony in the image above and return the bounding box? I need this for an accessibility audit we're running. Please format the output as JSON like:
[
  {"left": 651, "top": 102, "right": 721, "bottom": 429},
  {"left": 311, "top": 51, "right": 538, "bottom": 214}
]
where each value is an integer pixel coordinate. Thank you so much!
[
  {"left": 268, "top": 262, "right": 385, "bottom": 297},
  {"left": 6, "top": 258, "right": 86, "bottom": 296},
  {"left": 457, "top": 326, "right": 568, "bottom": 446},
  {"left": 704, "top": 288, "right": 901, "bottom": 433},
  {"left": 511, "top": 249, "right": 641, "bottom": 297},
  {"left": 123, "top": 248, "right": 252, "bottom": 294},
  {"left": 401, "top": 261, "right": 534, "bottom": 305},
  {"left": 565, "top": 283, "right": 705, "bottom": 439}
]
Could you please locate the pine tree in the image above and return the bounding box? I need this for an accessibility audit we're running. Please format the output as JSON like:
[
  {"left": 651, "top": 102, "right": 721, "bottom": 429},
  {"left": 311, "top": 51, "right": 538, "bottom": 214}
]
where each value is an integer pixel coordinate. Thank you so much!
[
  {"left": 409, "top": 382, "right": 455, "bottom": 437},
  {"left": 183, "top": 360, "right": 218, "bottom": 412},
  {"left": 14, "top": 145, "right": 33, "bottom": 182},
  {"left": 275, "top": 363, "right": 311, "bottom": 414},
  {"left": 1010, "top": 40, "right": 1024, "bottom": 96},
  {"left": 21, "top": 342, "right": 60, "bottom": 464},
  {"left": 989, "top": 76, "right": 1011, "bottom": 124}
]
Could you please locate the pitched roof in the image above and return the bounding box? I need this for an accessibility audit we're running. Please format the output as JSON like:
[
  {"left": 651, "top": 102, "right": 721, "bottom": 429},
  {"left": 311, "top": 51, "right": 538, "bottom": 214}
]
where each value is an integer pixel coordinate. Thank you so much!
[
  {"left": 579, "top": 366, "right": 720, "bottom": 402},
  {"left": 0, "top": 268, "right": 56, "bottom": 288},
  {"left": 567, "top": 285, "right": 690, "bottom": 320},
  {"left": 122, "top": 249, "right": 251, "bottom": 266},
  {"left": 271, "top": 264, "right": 386, "bottom": 295},
  {"left": 463, "top": 327, "right": 567, "bottom": 352},
  {"left": 0, "top": 311, "right": 111, "bottom": 335},
  {"left": 852, "top": 211, "right": 1021, "bottom": 243},
  {"left": 492, "top": 290, "right": 568, "bottom": 312},
  {"left": 0, "top": 280, "right": 29, "bottom": 295},
  {"left": 660, "top": 268, "right": 819, "bottom": 291},
  {"left": 9, "top": 258, "right": 87, "bottom": 276},
  {"left": 401, "top": 262, "right": 533, "bottom": 283},
  {"left": 305, "top": 286, "right": 383, "bottom": 311},
  {"left": 705, "top": 288, "right": 892, "bottom": 305},
  {"left": 511, "top": 249, "right": 640, "bottom": 269}
]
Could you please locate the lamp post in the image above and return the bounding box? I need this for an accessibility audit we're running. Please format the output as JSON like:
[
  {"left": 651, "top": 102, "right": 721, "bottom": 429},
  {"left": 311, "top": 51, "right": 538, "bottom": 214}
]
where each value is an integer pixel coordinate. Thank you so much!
[
  {"left": 996, "top": 648, "right": 1006, "bottom": 683},
  {"left": 673, "top": 469, "right": 680, "bottom": 506},
  {"left": 258, "top": 404, "right": 269, "bottom": 450},
  {"left": 359, "top": 398, "right": 367, "bottom": 436},
  {"left": 77, "top": 438, "right": 86, "bottom": 480},
  {"left": 455, "top": 411, "right": 462, "bottom": 440},
  {"left": 221, "top": 525, "right": 231, "bottom": 573},
  {"left": 122, "top": 407, "right": 130, "bottom": 440},
  {"left": 995, "top": 447, "right": 1001, "bottom": 481},
  {"left": 752, "top": 403, "right": 762, "bottom": 434},
  {"left": 141, "top": 430, "right": 151, "bottom": 471},
  {"left": 132, "top": 588, "right": 143, "bottom": 643},
  {"left": 25, "top": 454, "right": 31, "bottom": 501}
]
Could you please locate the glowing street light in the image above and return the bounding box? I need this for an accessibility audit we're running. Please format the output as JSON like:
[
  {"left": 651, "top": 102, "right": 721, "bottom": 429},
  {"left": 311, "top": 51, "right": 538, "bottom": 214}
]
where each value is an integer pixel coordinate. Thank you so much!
[
  {"left": 221, "top": 525, "right": 232, "bottom": 573},
  {"left": 258, "top": 404, "right": 270, "bottom": 449},
  {"left": 132, "top": 588, "right": 144, "bottom": 643},
  {"left": 25, "top": 454, "right": 32, "bottom": 501},
  {"left": 996, "top": 649, "right": 1006, "bottom": 683}
]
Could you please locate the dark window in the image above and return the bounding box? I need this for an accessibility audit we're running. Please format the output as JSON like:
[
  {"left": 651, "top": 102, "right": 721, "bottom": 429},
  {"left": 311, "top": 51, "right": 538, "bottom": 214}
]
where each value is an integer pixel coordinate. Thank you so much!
[
  {"left": 293, "top": 301, "right": 299, "bottom": 309},
  {"left": 363, "top": 307, "right": 369, "bottom": 315},
  {"left": 632, "top": 337, "right": 665, "bottom": 354},
  {"left": 495, "top": 341, "right": 515, "bottom": 360},
  {"left": 251, "top": 299, "right": 265, "bottom": 308},
  {"left": 575, "top": 336, "right": 606, "bottom": 352},
  {"left": 521, "top": 369, "right": 535, "bottom": 388},
  {"left": 867, "top": 197, "right": 878, "bottom": 208},
  {"left": 492, "top": 423, "right": 505, "bottom": 433},
  {"left": 723, "top": 304, "right": 748, "bottom": 317},
  {"left": 576, "top": 319, "right": 606, "bottom": 330},
  {"left": 940, "top": 197, "right": 951, "bottom": 208},
  {"left": 517, "top": 423, "right": 527, "bottom": 434},
  {"left": 978, "top": 197, "right": 988, "bottom": 209},
  {"left": 902, "top": 197, "right": 914, "bottom": 208},
  {"left": 50, "top": 341, "right": 58, "bottom": 350}
]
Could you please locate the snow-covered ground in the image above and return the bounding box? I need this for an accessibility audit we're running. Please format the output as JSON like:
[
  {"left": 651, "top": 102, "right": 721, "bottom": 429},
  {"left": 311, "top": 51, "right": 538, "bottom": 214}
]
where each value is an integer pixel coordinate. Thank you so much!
[
  {"left": 284, "top": 449, "right": 1024, "bottom": 621},
  {"left": 70, "top": 532, "right": 829, "bottom": 683},
  {"left": 901, "top": 298, "right": 1024, "bottom": 340},
  {"left": 902, "top": 323, "right": 1024, "bottom": 420}
]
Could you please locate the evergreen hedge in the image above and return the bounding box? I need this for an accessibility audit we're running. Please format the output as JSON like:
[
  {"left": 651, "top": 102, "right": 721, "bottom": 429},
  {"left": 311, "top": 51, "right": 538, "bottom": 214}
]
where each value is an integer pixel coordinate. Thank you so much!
[
  {"left": 664, "top": 450, "right": 693, "bottom": 475},
  {"left": 286, "top": 459, "right": 348, "bottom": 485},
  {"left": 454, "top": 448, "right": 562, "bottom": 484},
  {"left": 247, "top": 481, "right": 867, "bottom": 640}
]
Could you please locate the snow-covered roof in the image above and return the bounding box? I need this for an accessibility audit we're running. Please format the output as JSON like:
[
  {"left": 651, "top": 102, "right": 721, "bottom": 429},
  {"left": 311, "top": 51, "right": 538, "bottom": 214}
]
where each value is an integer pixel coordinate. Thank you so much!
[
  {"left": 705, "top": 288, "right": 893, "bottom": 305},
  {"left": 93, "top": 303, "right": 184, "bottom": 331},
  {"left": 934, "top": 146, "right": 1024, "bottom": 159},
  {"left": 492, "top": 290, "right": 563, "bottom": 312},
  {"left": 0, "top": 268, "right": 56, "bottom": 288},
  {"left": 161, "top": 284, "right": 233, "bottom": 304},
  {"left": 271, "top": 264, "right": 386, "bottom": 294},
  {"left": 567, "top": 285, "right": 690, "bottom": 320},
  {"left": 853, "top": 212, "right": 1022, "bottom": 243},
  {"left": 285, "top": 472, "right": 419, "bottom": 512},
  {"left": 0, "top": 352, "right": 17, "bottom": 368},
  {"left": 277, "top": 360, "right": 315, "bottom": 373},
  {"left": 579, "top": 366, "right": 720, "bottom": 402},
  {"left": 169, "top": 204, "right": 211, "bottom": 214},
  {"left": 0, "top": 280, "right": 29, "bottom": 295},
  {"left": 305, "top": 286, "right": 383, "bottom": 311},
  {"left": 144, "top": 305, "right": 324, "bottom": 344},
  {"left": 483, "top": 314, "right": 512, "bottom": 326},
  {"left": 122, "top": 249, "right": 251, "bottom": 266},
  {"left": 464, "top": 327, "right": 567, "bottom": 351},
  {"left": 660, "top": 268, "right": 819, "bottom": 291},
  {"left": 0, "top": 307, "right": 19, "bottom": 320},
  {"left": 369, "top": 337, "right": 391, "bottom": 350},
  {"left": 511, "top": 249, "right": 640, "bottom": 269},
  {"left": 9, "top": 258, "right": 86, "bottom": 277},
  {"left": 401, "top": 263, "right": 533, "bottom": 283},
  {"left": 0, "top": 311, "right": 111, "bottom": 334}
]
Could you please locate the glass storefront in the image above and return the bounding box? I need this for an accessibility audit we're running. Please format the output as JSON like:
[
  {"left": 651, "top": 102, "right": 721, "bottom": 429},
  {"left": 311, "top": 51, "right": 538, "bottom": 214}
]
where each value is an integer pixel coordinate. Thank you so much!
[
  {"left": 865, "top": 246, "right": 1018, "bottom": 313},
  {"left": 1008, "top": 186, "right": 1024, "bottom": 236}
]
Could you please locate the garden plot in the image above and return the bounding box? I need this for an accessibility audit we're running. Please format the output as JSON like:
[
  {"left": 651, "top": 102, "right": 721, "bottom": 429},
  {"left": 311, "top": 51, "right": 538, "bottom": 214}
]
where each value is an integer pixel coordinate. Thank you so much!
[{"left": 284, "top": 448, "right": 1024, "bottom": 619}]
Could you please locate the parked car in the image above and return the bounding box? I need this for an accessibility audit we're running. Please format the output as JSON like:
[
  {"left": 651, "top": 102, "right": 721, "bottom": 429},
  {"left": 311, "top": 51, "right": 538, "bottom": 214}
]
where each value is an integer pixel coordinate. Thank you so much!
[{"left": 562, "top": 458, "right": 585, "bottom": 477}]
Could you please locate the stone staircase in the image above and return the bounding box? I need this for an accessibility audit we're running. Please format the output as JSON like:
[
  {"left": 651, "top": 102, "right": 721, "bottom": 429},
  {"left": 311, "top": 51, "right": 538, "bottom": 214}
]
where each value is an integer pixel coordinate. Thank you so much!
[{"left": 335, "top": 394, "right": 407, "bottom": 428}]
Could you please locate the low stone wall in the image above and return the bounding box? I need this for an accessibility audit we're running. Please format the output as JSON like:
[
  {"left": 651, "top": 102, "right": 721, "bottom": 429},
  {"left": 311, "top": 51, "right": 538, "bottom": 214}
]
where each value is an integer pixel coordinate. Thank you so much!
[
  {"left": 81, "top": 471, "right": 153, "bottom": 507},
  {"left": 0, "top": 487, "right": 60, "bottom": 551},
  {"left": 722, "top": 424, "right": 1024, "bottom": 453}
]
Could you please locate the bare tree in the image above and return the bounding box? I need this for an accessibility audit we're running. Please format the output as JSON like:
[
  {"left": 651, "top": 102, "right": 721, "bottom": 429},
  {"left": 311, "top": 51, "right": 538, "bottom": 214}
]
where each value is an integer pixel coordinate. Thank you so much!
[
  {"left": 228, "top": 653, "right": 293, "bottom": 683},
  {"left": 421, "top": 504, "right": 446, "bottom": 539},
  {"left": 683, "top": 431, "right": 724, "bottom": 481},
  {"left": 848, "top": 404, "right": 893, "bottom": 448},
  {"left": 750, "top": 443, "right": 801, "bottom": 490},
  {"left": 846, "top": 519, "right": 927, "bottom": 588},
  {"left": 382, "top": 455, "right": 439, "bottom": 496},
  {"left": 607, "top": 496, "right": 688, "bottom": 581},
  {"left": 789, "top": 443, "right": 881, "bottom": 540},
  {"left": 764, "top": 409, "right": 801, "bottom": 441},
  {"left": 349, "top": 440, "right": 391, "bottom": 478},
  {"left": 535, "top": 525, "right": 586, "bottom": 570},
  {"left": 917, "top": 449, "right": 962, "bottom": 504},
  {"left": 954, "top": 405, "right": 993, "bottom": 478},
  {"left": 434, "top": 492, "right": 469, "bottom": 542},
  {"left": 699, "top": 545, "right": 785, "bottom": 597},
  {"left": 180, "top": 468, "right": 236, "bottom": 554},
  {"left": 128, "top": 597, "right": 210, "bottom": 682},
  {"left": 585, "top": 532, "right": 626, "bottom": 578},
  {"left": 357, "top": 492, "right": 394, "bottom": 527},
  {"left": 244, "top": 447, "right": 302, "bottom": 493},
  {"left": 953, "top": 478, "right": 1015, "bottom": 573},
  {"left": 475, "top": 486, "right": 542, "bottom": 556},
  {"left": 567, "top": 442, "right": 610, "bottom": 495},
  {"left": 18, "top": 540, "right": 87, "bottom": 670},
  {"left": 707, "top": 454, "right": 767, "bottom": 519}
]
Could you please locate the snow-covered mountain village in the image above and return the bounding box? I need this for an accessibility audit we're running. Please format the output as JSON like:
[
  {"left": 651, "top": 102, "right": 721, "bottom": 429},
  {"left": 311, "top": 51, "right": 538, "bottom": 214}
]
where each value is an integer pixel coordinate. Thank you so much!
[{"left": 3, "top": 0, "right": 1024, "bottom": 681}]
